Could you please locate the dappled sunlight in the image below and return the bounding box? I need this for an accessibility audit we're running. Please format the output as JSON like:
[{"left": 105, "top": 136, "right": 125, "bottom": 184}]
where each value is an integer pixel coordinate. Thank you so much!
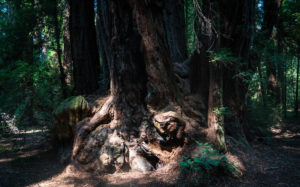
[
  {"left": 0, "top": 0, "right": 299, "bottom": 186},
  {"left": 225, "top": 153, "right": 246, "bottom": 173}
]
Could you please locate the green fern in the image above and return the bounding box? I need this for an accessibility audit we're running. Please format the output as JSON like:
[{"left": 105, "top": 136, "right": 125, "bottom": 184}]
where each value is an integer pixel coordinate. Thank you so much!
[{"left": 179, "top": 142, "right": 238, "bottom": 181}]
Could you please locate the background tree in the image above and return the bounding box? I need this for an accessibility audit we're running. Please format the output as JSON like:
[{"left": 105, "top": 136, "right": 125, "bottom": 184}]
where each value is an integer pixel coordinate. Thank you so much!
[{"left": 68, "top": 0, "right": 100, "bottom": 95}]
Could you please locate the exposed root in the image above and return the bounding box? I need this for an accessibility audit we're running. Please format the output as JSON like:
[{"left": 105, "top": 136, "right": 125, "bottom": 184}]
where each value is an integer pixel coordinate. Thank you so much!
[
  {"left": 70, "top": 95, "right": 205, "bottom": 174},
  {"left": 72, "top": 96, "right": 114, "bottom": 158}
]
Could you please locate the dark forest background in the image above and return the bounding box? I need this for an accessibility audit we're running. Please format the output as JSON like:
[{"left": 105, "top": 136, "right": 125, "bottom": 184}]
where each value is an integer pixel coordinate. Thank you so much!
[
  {"left": 0, "top": 0, "right": 299, "bottom": 135},
  {"left": 0, "top": 0, "right": 300, "bottom": 182}
]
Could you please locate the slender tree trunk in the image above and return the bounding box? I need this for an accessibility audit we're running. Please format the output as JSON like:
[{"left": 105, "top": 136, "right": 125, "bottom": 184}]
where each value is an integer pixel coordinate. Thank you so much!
[
  {"left": 295, "top": 56, "right": 300, "bottom": 116},
  {"left": 262, "top": 0, "right": 282, "bottom": 103},
  {"left": 194, "top": 0, "right": 226, "bottom": 150},
  {"left": 258, "top": 63, "right": 267, "bottom": 106},
  {"left": 207, "top": 61, "right": 226, "bottom": 151},
  {"left": 20, "top": 0, "right": 40, "bottom": 127},
  {"left": 266, "top": 46, "right": 281, "bottom": 103},
  {"left": 283, "top": 64, "right": 287, "bottom": 118},
  {"left": 282, "top": 57, "right": 287, "bottom": 118},
  {"left": 277, "top": 18, "right": 285, "bottom": 114},
  {"left": 69, "top": 0, "right": 100, "bottom": 95},
  {"left": 63, "top": 0, "right": 72, "bottom": 86},
  {"left": 53, "top": 0, "right": 67, "bottom": 98},
  {"left": 96, "top": 0, "right": 111, "bottom": 92}
]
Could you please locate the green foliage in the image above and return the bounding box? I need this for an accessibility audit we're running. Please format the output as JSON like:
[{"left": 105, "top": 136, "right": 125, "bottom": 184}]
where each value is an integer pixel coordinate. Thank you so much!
[
  {"left": 54, "top": 96, "right": 89, "bottom": 116},
  {"left": 213, "top": 107, "right": 231, "bottom": 116},
  {"left": 247, "top": 102, "right": 281, "bottom": 137},
  {"left": 184, "top": 0, "right": 195, "bottom": 56},
  {"left": 0, "top": 0, "right": 66, "bottom": 129},
  {"left": 179, "top": 142, "right": 238, "bottom": 182},
  {"left": 233, "top": 70, "right": 255, "bottom": 84},
  {"left": 208, "top": 48, "right": 239, "bottom": 66}
]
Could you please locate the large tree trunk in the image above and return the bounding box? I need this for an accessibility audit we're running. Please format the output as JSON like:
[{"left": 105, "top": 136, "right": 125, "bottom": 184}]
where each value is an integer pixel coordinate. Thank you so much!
[
  {"left": 69, "top": 0, "right": 100, "bottom": 95},
  {"left": 190, "top": 0, "right": 255, "bottom": 144},
  {"left": 194, "top": 0, "right": 227, "bottom": 150},
  {"left": 163, "top": 0, "right": 188, "bottom": 63},
  {"left": 71, "top": 0, "right": 204, "bottom": 173},
  {"left": 218, "top": 0, "right": 255, "bottom": 144},
  {"left": 189, "top": 0, "right": 210, "bottom": 106}
]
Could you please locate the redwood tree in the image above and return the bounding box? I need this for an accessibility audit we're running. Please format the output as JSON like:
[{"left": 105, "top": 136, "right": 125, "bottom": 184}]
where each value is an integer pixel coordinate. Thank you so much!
[
  {"left": 69, "top": 0, "right": 100, "bottom": 94},
  {"left": 96, "top": 0, "right": 111, "bottom": 92},
  {"left": 72, "top": 0, "right": 204, "bottom": 173},
  {"left": 70, "top": 0, "right": 255, "bottom": 174}
]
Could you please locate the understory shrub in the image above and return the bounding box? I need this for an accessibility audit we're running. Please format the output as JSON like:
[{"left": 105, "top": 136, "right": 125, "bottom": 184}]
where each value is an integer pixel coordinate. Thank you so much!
[
  {"left": 246, "top": 102, "right": 281, "bottom": 137},
  {"left": 179, "top": 142, "right": 238, "bottom": 183}
]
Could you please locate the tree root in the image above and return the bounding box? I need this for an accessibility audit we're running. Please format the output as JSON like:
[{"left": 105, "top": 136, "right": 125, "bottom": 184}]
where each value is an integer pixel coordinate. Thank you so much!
[{"left": 70, "top": 96, "right": 204, "bottom": 174}]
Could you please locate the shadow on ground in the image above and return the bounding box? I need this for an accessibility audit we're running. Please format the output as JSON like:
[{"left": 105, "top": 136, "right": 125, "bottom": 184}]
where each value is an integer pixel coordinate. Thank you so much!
[{"left": 0, "top": 127, "right": 66, "bottom": 187}]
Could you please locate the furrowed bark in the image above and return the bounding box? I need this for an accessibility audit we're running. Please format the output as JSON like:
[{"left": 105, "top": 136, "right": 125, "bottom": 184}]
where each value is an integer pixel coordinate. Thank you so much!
[
  {"left": 69, "top": 0, "right": 101, "bottom": 95},
  {"left": 71, "top": 0, "right": 204, "bottom": 173},
  {"left": 163, "top": 0, "right": 188, "bottom": 63}
]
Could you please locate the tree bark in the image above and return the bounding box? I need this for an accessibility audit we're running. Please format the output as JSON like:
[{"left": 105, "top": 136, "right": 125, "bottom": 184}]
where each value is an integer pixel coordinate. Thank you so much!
[
  {"left": 262, "top": 0, "right": 282, "bottom": 39},
  {"left": 263, "top": 0, "right": 282, "bottom": 103},
  {"left": 53, "top": 0, "right": 67, "bottom": 98},
  {"left": 207, "top": 60, "right": 226, "bottom": 151},
  {"left": 63, "top": 0, "right": 72, "bottom": 86},
  {"left": 194, "top": 0, "right": 226, "bottom": 150},
  {"left": 163, "top": 0, "right": 188, "bottom": 63},
  {"left": 258, "top": 63, "right": 267, "bottom": 106},
  {"left": 295, "top": 56, "right": 300, "bottom": 116},
  {"left": 69, "top": 0, "right": 100, "bottom": 95},
  {"left": 218, "top": 0, "right": 255, "bottom": 144},
  {"left": 96, "top": 0, "right": 111, "bottom": 92},
  {"left": 71, "top": 0, "right": 204, "bottom": 173}
]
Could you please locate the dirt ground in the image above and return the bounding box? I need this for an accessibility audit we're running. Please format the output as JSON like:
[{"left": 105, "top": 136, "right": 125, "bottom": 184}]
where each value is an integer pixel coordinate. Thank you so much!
[{"left": 0, "top": 118, "right": 299, "bottom": 187}]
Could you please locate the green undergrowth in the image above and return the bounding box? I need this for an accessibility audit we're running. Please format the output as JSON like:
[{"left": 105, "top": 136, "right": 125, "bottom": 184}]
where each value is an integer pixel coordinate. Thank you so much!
[
  {"left": 179, "top": 142, "right": 239, "bottom": 183},
  {"left": 0, "top": 146, "right": 10, "bottom": 153},
  {"left": 247, "top": 102, "right": 282, "bottom": 137}
]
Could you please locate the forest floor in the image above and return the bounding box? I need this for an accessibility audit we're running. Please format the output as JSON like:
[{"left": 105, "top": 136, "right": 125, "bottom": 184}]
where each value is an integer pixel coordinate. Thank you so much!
[{"left": 0, "top": 118, "right": 299, "bottom": 187}]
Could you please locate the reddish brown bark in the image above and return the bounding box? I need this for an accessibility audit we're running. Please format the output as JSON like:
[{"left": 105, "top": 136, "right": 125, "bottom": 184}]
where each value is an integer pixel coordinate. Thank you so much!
[
  {"left": 68, "top": 0, "right": 210, "bottom": 174},
  {"left": 163, "top": 0, "right": 188, "bottom": 62},
  {"left": 217, "top": 0, "right": 255, "bottom": 143}
]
